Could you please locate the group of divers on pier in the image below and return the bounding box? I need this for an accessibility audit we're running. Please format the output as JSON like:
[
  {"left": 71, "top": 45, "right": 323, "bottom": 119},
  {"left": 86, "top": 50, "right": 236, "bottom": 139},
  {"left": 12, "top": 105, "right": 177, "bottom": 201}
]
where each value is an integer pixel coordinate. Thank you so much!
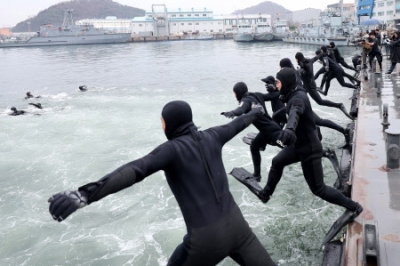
[{"left": 19, "top": 28, "right": 397, "bottom": 265}]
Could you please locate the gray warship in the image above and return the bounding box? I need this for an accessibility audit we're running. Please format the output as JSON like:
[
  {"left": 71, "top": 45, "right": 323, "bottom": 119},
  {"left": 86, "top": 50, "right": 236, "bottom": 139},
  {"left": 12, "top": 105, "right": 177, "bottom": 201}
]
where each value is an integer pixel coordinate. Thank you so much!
[{"left": 0, "top": 10, "right": 131, "bottom": 48}]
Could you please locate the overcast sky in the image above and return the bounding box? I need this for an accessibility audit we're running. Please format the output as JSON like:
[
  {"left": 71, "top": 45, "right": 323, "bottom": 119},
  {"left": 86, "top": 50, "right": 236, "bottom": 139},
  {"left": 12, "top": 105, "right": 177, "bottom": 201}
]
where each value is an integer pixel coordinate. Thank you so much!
[{"left": 0, "top": 0, "right": 355, "bottom": 27}]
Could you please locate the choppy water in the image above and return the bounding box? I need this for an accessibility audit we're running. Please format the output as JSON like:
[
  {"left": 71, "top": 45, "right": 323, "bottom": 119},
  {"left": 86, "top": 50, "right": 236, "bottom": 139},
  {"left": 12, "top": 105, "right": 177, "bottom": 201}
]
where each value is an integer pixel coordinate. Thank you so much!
[{"left": 0, "top": 41, "right": 359, "bottom": 266}]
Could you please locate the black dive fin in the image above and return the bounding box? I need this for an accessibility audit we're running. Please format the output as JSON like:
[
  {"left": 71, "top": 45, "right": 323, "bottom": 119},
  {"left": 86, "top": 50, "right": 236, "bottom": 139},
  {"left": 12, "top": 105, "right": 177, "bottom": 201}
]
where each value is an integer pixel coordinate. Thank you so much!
[
  {"left": 242, "top": 136, "right": 253, "bottom": 146},
  {"left": 242, "top": 133, "right": 265, "bottom": 151},
  {"left": 230, "top": 167, "right": 262, "bottom": 196},
  {"left": 322, "top": 209, "right": 354, "bottom": 246},
  {"left": 247, "top": 132, "right": 258, "bottom": 139},
  {"left": 323, "top": 149, "right": 341, "bottom": 179}
]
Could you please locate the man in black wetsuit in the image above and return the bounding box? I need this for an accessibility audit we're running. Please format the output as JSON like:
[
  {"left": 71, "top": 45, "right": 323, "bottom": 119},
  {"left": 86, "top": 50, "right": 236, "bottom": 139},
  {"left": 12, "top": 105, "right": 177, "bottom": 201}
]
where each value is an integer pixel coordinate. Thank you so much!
[
  {"left": 261, "top": 75, "right": 286, "bottom": 128},
  {"left": 48, "top": 100, "right": 277, "bottom": 266},
  {"left": 318, "top": 47, "right": 360, "bottom": 96},
  {"left": 255, "top": 68, "right": 363, "bottom": 222},
  {"left": 329, "top": 42, "right": 358, "bottom": 71},
  {"left": 222, "top": 82, "right": 283, "bottom": 182},
  {"left": 9, "top": 107, "right": 26, "bottom": 116},
  {"left": 295, "top": 51, "right": 354, "bottom": 120}
]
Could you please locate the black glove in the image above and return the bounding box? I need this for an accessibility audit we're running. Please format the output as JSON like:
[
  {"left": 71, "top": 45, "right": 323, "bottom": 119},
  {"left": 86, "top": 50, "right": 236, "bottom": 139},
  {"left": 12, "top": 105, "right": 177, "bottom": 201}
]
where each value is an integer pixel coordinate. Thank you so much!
[
  {"left": 266, "top": 83, "right": 275, "bottom": 93},
  {"left": 221, "top": 111, "right": 236, "bottom": 119},
  {"left": 48, "top": 190, "right": 88, "bottom": 222},
  {"left": 277, "top": 128, "right": 297, "bottom": 147},
  {"left": 249, "top": 102, "right": 265, "bottom": 116}
]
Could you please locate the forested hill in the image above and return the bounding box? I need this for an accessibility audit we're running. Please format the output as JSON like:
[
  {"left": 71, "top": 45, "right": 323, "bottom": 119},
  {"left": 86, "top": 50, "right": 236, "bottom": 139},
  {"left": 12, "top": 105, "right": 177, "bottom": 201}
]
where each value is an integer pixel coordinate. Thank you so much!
[
  {"left": 12, "top": 0, "right": 145, "bottom": 32},
  {"left": 232, "top": 1, "right": 291, "bottom": 21}
]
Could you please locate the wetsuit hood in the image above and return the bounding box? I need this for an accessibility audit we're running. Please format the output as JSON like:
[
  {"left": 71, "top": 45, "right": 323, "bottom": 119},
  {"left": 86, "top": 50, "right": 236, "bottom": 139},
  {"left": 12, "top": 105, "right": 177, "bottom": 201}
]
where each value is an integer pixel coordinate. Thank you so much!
[
  {"left": 279, "top": 58, "right": 294, "bottom": 68},
  {"left": 295, "top": 52, "right": 305, "bottom": 62},
  {"left": 321, "top": 46, "right": 328, "bottom": 53},
  {"left": 11, "top": 107, "right": 17, "bottom": 112},
  {"left": 162, "top": 100, "right": 194, "bottom": 140},
  {"left": 276, "top": 68, "right": 297, "bottom": 99},
  {"left": 233, "top": 82, "right": 249, "bottom": 102},
  {"left": 330, "top": 42, "right": 336, "bottom": 48}
]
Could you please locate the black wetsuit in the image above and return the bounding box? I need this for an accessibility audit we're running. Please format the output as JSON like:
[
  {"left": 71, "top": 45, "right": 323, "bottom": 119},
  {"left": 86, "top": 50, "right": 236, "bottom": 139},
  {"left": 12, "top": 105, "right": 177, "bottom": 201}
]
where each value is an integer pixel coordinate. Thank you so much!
[
  {"left": 298, "top": 55, "right": 343, "bottom": 109},
  {"left": 229, "top": 92, "right": 282, "bottom": 179},
  {"left": 78, "top": 112, "right": 276, "bottom": 266},
  {"left": 9, "top": 109, "right": 26, "bottom": 116},
  {"left": 322, "top": 54, "right": 359, "bottom": 95},
  {"left": 263, "top": 88, "right": 359, "bottom": 212},
  {"left": 330, "top": 46, "right": 357, "bottom": 71},
  {"left": 263, "top": 89, "right": 286, "bottom": 128}
]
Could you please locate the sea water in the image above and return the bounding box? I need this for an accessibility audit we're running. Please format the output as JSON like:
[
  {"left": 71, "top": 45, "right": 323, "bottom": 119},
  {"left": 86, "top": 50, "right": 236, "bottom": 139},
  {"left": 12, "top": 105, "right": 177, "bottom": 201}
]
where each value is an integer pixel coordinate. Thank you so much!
[{"left": 0, "top": 41, "right": 360, "bottom": 265}]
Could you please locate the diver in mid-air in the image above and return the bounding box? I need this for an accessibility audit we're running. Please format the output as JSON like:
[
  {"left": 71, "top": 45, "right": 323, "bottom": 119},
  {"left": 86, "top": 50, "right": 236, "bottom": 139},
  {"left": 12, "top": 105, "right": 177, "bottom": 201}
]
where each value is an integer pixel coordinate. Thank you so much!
[
  {"left": 48, "top": 100, "right": 277, "bottom": 266},
  {"left": 295, "top": 51, "right": 354, "bottom": 120},
  {"left": 221, "top": 82, "right": 283, "bottom": 182},
  {"left": 254, "top": 68, "right": 363, "bottom": 225}
]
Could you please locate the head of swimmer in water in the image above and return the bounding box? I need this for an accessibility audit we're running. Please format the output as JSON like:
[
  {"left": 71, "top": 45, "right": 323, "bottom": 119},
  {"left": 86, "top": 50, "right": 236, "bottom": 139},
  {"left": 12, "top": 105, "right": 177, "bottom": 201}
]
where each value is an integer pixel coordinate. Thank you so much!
[
  {"left": 161, "top": 100, "right": 193, "bottom": 140},
  {"left": 11, "top": 107, "right": 17, "bottom": 112}
]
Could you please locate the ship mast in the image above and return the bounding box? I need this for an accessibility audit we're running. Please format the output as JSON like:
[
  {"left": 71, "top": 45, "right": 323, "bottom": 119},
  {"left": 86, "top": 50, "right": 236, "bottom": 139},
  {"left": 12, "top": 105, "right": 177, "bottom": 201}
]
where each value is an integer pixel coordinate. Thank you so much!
[
  {"left": 62, "top": 10, "right": 74, "bottom": 29},
  {"left": 340, "top": 0, "right": 343, "bottom": 25}
]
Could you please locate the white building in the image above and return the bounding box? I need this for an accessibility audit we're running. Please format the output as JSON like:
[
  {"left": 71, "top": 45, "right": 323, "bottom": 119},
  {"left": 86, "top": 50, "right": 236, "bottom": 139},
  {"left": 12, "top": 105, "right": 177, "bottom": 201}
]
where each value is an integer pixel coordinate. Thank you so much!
[
  {"left": 356, "top": 0, "right": 400, "bottom": 30},
  {"left": 370, "top": 0, "right": 396, "bottom": 28},
  {"left": 76, "top": 4, "right": 272, "bottom": 36},
  {"left": 76, "top": 16, "right": 131, "bottom": 33}
]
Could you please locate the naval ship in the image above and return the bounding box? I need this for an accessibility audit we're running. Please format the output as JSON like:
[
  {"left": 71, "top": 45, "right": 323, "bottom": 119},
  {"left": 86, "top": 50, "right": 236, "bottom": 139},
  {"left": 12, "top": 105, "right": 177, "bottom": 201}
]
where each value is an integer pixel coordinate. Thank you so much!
[{"left": 0, "top": 10, "right": 131, "bottom": 48}]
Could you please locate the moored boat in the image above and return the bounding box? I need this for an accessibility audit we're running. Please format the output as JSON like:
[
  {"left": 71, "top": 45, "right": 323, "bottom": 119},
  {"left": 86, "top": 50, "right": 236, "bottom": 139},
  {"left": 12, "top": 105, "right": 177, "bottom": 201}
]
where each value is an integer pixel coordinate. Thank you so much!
[
  {"left": 0, "top": 10, "right": 131, "bottom": 48},
  {"left": 253, "top": 22, "right": 273, "bottom": 41},
  {"left": 233, "top": 23, "right": 254, "bottom": 42}
]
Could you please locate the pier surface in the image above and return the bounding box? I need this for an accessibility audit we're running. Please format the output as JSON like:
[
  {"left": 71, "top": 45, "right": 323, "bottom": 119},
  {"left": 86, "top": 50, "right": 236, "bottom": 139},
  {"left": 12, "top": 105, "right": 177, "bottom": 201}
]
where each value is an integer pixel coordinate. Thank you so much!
[{"left": 346, "top": 60, "right": 400, "bottom": 265}]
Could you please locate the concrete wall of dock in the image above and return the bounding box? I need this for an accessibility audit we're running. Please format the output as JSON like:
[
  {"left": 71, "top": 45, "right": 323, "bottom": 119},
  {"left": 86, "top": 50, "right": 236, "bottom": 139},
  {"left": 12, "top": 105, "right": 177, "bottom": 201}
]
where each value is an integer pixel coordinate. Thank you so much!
[{"left": 128, "top": 33, "right": 233, "bottom": 42}]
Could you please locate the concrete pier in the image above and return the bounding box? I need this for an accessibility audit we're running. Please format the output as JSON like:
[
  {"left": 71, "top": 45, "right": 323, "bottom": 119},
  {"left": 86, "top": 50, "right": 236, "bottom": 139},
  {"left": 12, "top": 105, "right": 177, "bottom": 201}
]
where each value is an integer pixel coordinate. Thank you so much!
[
  {"left": 127, "top": 33, "right": 233, "bottom": 42},
  {"left": 335, "top": 58, "right": 400, "bottom": 265}
]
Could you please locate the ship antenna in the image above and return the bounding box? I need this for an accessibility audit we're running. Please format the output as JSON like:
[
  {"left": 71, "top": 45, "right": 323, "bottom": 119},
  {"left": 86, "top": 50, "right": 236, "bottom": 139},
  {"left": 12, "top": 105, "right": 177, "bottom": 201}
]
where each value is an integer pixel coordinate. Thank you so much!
[{"left": 62, "top": 9, "right": 74, "bottom": 29}]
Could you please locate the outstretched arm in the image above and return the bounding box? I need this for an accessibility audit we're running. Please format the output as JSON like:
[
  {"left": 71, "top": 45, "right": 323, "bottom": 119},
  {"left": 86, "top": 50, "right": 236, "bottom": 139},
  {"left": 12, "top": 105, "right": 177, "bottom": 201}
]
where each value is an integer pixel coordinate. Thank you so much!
[
  {"left": 262, "top": 91, "right": 280, "bottom": 101},
  {"left": 48, "top": 143, "right": 173, "bottom": 222},
  {"left": 221, "top": 100, "right": 251, "bottom": 118},
  {"left": 216, "top": 105, "right": 265, "bottom": 145}
]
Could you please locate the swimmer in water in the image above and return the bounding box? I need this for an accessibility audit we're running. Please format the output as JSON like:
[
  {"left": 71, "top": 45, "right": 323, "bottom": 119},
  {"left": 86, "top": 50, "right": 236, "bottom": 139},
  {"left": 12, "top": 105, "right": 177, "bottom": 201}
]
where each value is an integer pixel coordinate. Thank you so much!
[
  {"left": 29, "top": 103, "right": 43, "bottom": 109},
  {"left": 25, "top": 92, "right": 41, "bottom": 99},
  {"left": 9, "top": 107, "right": 26, "bottom": 116},
  {"left": 79, "top": 85, "right": 87, "bottom": 92}
]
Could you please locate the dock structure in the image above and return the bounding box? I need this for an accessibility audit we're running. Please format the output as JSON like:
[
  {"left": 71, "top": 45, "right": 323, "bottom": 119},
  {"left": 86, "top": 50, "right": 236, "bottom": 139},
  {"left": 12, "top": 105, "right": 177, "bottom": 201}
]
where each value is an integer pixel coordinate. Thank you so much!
[
  {"left": 128, "top": 33, "right": 233, "bottom": 42},
  {"left": 323, "top": 57, "right": 400, "bottom": 265}
]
